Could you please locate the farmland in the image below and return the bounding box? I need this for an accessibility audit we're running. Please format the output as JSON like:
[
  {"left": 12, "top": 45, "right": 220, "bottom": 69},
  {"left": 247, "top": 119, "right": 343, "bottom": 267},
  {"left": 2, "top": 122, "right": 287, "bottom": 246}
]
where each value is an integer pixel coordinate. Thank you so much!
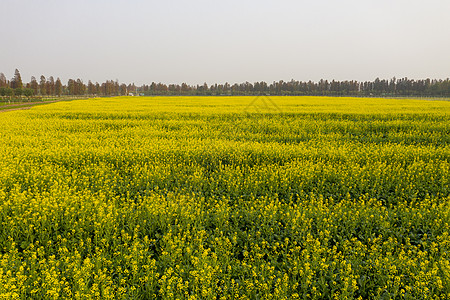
[{"left": 0, "top": 96, "right": 449, "bottom": 299}]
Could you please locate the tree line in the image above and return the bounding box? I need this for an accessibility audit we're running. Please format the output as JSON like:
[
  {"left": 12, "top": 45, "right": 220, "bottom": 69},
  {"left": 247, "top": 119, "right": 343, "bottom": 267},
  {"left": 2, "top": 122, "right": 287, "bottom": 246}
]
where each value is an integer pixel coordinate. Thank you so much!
[
  {"left": 0, "top": 69, "right": 129, "bottom": 98},
  {"left": 141, "top": 78, "right": 450, "bottom": 97},
  {"left": 1, "top": 69, "right": 449, "bottom": 98}
]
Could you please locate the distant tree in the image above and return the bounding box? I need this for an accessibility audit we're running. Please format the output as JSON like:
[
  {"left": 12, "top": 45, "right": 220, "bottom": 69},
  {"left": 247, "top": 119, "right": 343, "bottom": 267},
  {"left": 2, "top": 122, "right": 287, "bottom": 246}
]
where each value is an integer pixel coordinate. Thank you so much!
[
  {"left": 48, "top": 76, "right": 55, "bottom": 96},
  {"left": 119, "top": 83, "right": 127, "bottom": 95},
  {"left": 30, "top": 76, "right": 39, "bottom": 95},
  {"left": 87, "top": 80, "right": 95, "bottom": 95},
  {"left": 55, "top": 78, "right": 62, "bottom": 96},
  {"left": 181, "top": 83, "right": 189, "bottom": 94},
  {"left": 150, "top": 82, "right": 157, "bottom": 94},
  {"left": 11, "top": 69, "right": 23, "bottom": 89},
  {"left": 76, "top": 79, "right": 86, "bottom": 95},
  {"left": 67, "top": 79, "right": 75, "bottom": 95},
  {"left": 40, "top": 75, "right": 47, "bottom": 96},
  {"left": 0, "top": 73, "right": 7, "bottom": 88},
  {"left": 114, "top": 81, "right": 119, "bottom": 95}
]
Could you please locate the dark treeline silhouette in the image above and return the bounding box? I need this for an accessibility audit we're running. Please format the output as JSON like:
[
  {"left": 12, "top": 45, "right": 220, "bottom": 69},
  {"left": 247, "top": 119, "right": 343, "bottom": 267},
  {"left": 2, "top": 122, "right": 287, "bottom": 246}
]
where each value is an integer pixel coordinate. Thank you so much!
[
  {"left": 1, "top": 69, "right": 449, "bottom": 99},
  {"left": 142, "top": 78, "right": 449, "bottom": 97}
]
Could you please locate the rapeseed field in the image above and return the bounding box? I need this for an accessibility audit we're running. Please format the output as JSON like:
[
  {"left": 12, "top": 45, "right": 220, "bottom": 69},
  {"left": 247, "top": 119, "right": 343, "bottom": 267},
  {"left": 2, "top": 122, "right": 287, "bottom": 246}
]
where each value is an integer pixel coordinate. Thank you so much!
[{"left": 0, "top": 96, "right": 449, "bottom": 299}]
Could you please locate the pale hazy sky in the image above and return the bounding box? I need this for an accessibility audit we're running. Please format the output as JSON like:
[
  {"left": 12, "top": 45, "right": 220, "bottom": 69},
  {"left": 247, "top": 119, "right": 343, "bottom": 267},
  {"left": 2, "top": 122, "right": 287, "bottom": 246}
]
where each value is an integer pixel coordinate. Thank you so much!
[{"left": 1, "top": 0, "right": 449, "bottom": 85}]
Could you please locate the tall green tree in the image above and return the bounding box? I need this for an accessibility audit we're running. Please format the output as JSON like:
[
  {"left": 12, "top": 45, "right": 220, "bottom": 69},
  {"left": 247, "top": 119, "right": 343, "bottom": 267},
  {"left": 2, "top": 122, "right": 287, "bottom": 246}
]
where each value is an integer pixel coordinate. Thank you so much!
[
  {"left": 0, "top": 73, "right": 7, "bottom": 88},
  {"left": 48, "top": 76, "right": 55, "bottom": 96},
  {"left": 39, "top": 75, "right": 47, "bottom": 96},
  {"left": 67, "top": 79, "right": 75, "bottom": 95},
  {"left": 55, "top": 78, "right": 62, "bottom": 96},
  {"left": 87, "top": 80, "right": 95, "bottom": 95},
  {"left": 11, "top": 69, "right": 23, "bottom": 89},
  {"left": 30, "top": 76, "right": 39, "bottom": 95}
]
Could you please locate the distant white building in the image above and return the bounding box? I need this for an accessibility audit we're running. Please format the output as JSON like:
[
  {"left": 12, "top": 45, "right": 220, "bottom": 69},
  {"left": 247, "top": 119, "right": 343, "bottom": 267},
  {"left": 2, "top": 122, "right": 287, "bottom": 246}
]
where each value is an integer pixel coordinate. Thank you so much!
[{"left": 128, "top": 93, "right": 134, "bottom": 96}]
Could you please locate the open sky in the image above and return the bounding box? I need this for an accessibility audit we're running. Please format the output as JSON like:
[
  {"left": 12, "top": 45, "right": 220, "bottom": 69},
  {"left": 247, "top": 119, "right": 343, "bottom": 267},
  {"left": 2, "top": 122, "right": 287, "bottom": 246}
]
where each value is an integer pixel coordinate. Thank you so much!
[{"left": 1, "top": 0, "right": 449, "bottom": 85}]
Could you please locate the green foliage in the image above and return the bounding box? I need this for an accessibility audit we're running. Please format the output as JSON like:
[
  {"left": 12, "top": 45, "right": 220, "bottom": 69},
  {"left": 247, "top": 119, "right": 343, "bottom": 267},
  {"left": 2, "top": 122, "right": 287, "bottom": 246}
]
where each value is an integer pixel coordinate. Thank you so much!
[
  {"left": 0, "top": 87, "right": 13, "bottom": 97},
  {"left": 0, "top": 96, "right": 449, "bottom": 299},
  {"left": 13, "top": 87, "right": 22, "bottom": 96},
  {"left": 22, "top": 88, "right": 34, "bottom": 98}
]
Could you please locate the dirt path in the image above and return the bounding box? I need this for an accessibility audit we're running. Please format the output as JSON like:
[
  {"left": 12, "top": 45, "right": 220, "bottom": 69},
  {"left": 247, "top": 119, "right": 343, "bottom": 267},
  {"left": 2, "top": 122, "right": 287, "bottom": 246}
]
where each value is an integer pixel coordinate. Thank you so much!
[
  {"left": 0, "top": 100, "right": 62, "bottom": 113},
  {"left": 1, "top": 106, "right": 34, "bottom": 112}
]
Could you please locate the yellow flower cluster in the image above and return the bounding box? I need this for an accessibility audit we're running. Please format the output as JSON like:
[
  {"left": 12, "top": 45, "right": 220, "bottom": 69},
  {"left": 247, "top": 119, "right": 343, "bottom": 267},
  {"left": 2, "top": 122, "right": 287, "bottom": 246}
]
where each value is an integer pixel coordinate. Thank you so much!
[{"left": 0, "top": 96, "right": 449, "bottom": 299}]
